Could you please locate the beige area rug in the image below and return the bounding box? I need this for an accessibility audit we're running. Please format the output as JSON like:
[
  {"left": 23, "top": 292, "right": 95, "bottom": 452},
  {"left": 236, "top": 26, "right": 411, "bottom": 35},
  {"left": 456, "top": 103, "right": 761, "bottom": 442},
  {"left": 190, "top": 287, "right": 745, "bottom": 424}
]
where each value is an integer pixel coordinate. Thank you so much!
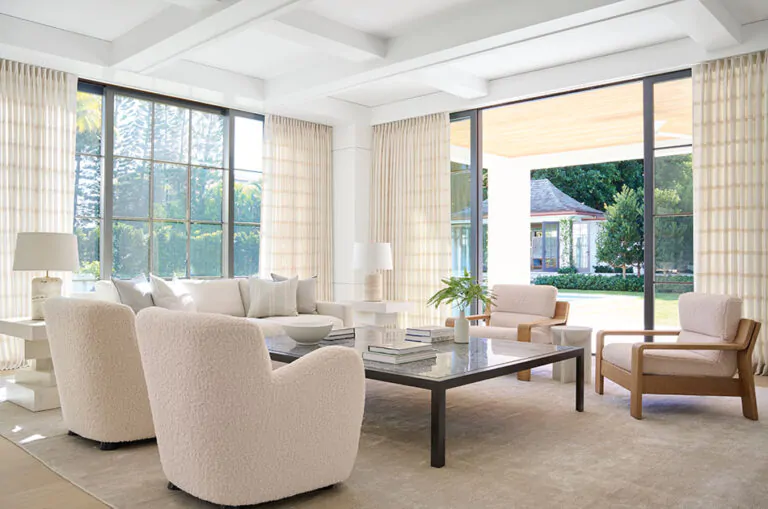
[{"left": 2, "top": 365, "right": 768, "bottom": 509}]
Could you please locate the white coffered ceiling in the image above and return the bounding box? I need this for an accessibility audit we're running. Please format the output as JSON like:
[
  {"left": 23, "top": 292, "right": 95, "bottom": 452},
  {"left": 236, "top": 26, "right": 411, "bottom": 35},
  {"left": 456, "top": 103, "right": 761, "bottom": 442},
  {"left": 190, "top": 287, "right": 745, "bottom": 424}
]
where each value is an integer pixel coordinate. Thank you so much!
[{"left": 0, "top": 0, "right": 766, "bottom": 125}]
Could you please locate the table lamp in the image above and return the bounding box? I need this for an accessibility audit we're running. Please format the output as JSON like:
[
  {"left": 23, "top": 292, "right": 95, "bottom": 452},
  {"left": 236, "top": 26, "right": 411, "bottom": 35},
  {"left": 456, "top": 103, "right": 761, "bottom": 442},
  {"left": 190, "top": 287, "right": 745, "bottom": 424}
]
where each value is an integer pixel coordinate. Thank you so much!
[
  {"left": 353, "top": 242, "right": 393, "bottom": 302},
  {"left": 13, "top": 232, "right": 80, "bottom": 320}
]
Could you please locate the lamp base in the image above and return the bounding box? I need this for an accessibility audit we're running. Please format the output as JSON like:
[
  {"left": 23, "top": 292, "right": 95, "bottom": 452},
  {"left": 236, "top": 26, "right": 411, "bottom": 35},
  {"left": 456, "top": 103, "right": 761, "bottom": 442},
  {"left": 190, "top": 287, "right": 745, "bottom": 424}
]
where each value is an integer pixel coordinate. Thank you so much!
[
  {"left": 31, "top": 276, "right": 62, "bottom": 320},
  {"left": 363, "top": 273, "right": 383, "bottom": 302}
]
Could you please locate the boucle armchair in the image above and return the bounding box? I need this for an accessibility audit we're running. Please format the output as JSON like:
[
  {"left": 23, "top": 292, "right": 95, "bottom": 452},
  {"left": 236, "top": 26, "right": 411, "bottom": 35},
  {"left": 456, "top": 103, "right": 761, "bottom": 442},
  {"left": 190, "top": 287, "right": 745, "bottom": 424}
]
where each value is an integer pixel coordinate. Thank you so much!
[
  {"left": 447, "top": 284, "right": 569, "bottom": 381},
  {"left": 596, "top": 293, "right": 761, "bottom": 420},
  {"left": 135, "top": 308, "right": 366, "bottom": 507},
  {"left": 43, "top": 298, "right": 154, "bottom": 450}
]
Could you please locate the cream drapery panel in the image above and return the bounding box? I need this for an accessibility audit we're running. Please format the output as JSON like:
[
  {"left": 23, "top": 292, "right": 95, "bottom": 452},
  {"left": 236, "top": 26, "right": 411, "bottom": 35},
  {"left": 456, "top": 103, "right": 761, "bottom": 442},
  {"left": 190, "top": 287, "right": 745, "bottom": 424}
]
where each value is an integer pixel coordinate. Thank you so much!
[
  {"left": 260, "top": 115, "right": 333, "bottom": 301},
  {"left": 0, "top": 60, "right": 77, "bottom": 370},
  {"left": 693, "top": 51, "right": 768, "bottom": 374},
  {"left": 371, "top": 113, "right": 451, "bottom": 327}
]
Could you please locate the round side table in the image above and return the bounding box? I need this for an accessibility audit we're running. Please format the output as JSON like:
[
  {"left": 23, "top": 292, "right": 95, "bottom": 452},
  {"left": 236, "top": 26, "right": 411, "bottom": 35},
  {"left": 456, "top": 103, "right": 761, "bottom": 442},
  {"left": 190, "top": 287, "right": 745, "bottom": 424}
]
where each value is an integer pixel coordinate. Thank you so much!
[{"left": 551, "top": 325, "right": 592, "bottom": 384}]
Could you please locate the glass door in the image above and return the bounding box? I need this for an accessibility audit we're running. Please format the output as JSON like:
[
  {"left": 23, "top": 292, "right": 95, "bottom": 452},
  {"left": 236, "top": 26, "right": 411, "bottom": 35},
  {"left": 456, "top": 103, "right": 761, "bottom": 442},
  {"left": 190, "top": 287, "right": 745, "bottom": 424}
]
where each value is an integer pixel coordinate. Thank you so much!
[{"left": 542, "top": 222, "right": 559, "bottom": 271}]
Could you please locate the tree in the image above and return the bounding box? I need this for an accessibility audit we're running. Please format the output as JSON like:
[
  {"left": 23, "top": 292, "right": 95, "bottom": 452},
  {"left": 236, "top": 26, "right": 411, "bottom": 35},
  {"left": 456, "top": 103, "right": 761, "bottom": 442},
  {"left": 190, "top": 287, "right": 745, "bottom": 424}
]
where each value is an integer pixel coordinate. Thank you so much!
[
  {"left": 596, "top": 186, "right": 644, "bottom": 277},
  {"left": 531, "top": 159, "right": 643, "bottom": 211}
]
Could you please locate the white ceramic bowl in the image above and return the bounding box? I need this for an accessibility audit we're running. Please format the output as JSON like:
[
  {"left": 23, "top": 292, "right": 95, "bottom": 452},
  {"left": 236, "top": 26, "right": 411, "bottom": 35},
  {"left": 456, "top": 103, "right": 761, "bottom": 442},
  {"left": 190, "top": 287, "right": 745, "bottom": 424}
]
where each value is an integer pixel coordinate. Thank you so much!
[{"left": 282, "top": 322, "right": 334, "bottom": 345}]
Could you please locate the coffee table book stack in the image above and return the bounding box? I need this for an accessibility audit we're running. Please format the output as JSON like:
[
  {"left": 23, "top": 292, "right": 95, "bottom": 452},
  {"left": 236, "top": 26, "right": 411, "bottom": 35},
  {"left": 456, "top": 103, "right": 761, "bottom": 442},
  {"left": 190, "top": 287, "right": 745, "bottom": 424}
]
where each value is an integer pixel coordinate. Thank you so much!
[
  {"left": 362, "top": 341, "right": 437, "bottom": 364},
  {"left": 325, "top": 327, "right": 355, "bottom": 341},
  {"left": 406, "top": 325, "right": 454, "bottom": 343}
]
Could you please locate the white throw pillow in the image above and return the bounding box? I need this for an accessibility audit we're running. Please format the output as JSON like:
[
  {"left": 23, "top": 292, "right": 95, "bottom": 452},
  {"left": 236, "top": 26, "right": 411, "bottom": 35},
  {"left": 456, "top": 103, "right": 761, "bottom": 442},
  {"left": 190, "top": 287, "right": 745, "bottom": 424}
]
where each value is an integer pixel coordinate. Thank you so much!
[
  {"left": 150, "top": 274, "right": 196, "bottom": 312},
  {"left": 175, "top": 279, "right": 245, "bottom": 316},
  {"left": 271, "top": 273, "right": 318, "bottom": 314},
  {"left": 248, "top": 276, "right": 298, "bottom": 318}
]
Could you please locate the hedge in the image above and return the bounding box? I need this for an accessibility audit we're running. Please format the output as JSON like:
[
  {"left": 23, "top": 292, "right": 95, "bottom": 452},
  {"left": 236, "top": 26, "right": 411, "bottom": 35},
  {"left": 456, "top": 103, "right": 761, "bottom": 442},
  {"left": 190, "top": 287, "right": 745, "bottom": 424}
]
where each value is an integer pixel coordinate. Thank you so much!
[{"left": 532, "top": 274, "right": 693, "bottom": 293}]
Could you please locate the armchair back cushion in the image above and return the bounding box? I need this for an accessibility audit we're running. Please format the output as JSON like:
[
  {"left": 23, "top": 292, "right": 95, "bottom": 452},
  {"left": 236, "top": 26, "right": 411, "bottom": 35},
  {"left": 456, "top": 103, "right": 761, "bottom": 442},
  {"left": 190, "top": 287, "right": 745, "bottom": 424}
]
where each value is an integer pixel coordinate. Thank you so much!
[
  {"left": 489, "top": 285, "right": 557, "bottom": 328},
  {"left": 676, "top": 292, "right": 742, "bottom": 366},
  {"left": 678, "top": 292, "right": 742, "bottom": 342}
]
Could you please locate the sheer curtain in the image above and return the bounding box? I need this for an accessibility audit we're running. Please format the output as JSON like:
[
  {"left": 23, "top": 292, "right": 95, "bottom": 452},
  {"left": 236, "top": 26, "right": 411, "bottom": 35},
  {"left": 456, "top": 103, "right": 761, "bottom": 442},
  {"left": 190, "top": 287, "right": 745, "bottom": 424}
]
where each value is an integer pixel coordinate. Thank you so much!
[
  {"left": 0, "top": 60, "right": 77, "bottom": 370},
  {"left": 259, "top": 115, "right": 333, "bottom": 300},
  {"left": 693, "top": 51, "right": 768, "bottom": 374},
  {"left": 371, "top": 113, "right": 451, "bottom": 327}
]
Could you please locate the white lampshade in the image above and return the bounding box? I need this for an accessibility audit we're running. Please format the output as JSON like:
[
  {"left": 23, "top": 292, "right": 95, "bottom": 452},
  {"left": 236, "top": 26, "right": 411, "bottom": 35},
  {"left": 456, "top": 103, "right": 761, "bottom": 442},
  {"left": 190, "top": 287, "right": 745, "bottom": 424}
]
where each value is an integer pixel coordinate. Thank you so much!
[
  {"left": 353, "top": 242, "right": 393, "bottom": 272},
  {"left": 13, "top": 232, "right": 80, "bottom": 272}
]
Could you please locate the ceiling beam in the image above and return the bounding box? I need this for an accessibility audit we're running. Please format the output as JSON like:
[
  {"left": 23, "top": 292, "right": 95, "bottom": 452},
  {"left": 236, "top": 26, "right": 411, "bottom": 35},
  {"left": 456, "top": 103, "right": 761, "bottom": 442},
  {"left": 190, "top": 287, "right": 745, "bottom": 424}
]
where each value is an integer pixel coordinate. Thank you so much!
[
  {"left": 660, "top": 0, "right": 741, "bottom": 50},
  {"left": 148, "top": 60, "right": 264, "bottom": 101},
  {"left": 262, "top": 11, "right": 387, "bottom": 62},
  {"left": 110, "top": 0, "right": 312, "bottom": 73},
  {"left": 0, "top": 14, "right": 109, "bottom": 66},
  {"left": 409, "top": 65, "right": 488, "bottom": 99},
  {"left": 265, "top": 0, "right": 678, "bottom": 105}
]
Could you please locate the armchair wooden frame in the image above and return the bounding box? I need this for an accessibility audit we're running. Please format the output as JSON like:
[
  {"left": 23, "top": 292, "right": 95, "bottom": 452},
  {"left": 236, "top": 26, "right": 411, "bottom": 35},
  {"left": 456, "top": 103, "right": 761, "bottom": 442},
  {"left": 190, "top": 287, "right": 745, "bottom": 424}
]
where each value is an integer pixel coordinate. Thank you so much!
[
  {"left": 595, "top": 319, "right": 762, "bottom": 420},
  {"left": 447, "top": 301, "right": 570, "bottom": 381}
]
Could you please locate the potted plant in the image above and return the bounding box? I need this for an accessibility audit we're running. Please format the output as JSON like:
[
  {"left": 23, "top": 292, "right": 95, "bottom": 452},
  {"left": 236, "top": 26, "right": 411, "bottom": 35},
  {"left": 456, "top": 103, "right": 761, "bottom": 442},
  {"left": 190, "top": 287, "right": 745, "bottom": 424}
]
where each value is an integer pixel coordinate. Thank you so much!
[{"left": 427, "top": 271, "right": 494, "bottom": 343}]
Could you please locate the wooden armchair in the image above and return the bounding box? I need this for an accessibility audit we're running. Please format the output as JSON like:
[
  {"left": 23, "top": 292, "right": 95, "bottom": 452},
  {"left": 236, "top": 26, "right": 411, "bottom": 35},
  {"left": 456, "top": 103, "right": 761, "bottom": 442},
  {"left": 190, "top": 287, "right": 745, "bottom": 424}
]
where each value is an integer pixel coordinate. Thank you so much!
[
  {"left": 446, "top": 284, "right": 570, "bottom": 381},
  {"left": 596, "top": 292, "right": 761, "bottom": 420}
]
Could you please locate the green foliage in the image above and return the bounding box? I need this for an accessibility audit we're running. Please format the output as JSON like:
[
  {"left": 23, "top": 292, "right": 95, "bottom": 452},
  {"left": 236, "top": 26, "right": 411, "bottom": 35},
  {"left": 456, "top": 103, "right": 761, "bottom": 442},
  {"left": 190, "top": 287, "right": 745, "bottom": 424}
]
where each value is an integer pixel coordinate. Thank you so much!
[
  {"left": 593, "top": 265, "right": 633, "bottom": 274},
  {"left": 596, "top": 185, "right": 644, "bottom": 277},
  {"left": 428, "top": 270, "right": 494, "bottom": 311},
  {"left": 557, "top": 266, "right": 578, "bottom": 274},
  {"left": 559, "top": 218, "right": 574, "bottom": 269},
  {"left": 533, "top": 274, "right": 692, "bottom": 293},
  {"left": 78, "top": 260, "right": 101, "bottom": 279},
  {"left": 534, "top": 273, "right": 644, "bottom": 292},
  {"left": 531, "top": 160, "right": 643, "bottom": 212}
]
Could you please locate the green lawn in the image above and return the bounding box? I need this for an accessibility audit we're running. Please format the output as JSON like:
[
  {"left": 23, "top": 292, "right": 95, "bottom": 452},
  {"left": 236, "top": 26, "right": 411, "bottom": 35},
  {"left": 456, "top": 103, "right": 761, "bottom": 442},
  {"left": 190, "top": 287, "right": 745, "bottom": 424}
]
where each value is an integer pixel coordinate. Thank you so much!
[{"left": 559, "top": 289, "right": 682, "bottom": 327}]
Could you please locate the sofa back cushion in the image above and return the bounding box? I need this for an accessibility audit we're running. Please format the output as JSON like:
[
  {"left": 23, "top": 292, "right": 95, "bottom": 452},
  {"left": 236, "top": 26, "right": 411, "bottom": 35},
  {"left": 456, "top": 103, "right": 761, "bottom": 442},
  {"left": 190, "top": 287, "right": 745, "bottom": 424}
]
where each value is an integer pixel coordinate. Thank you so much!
[
  {"left": 112, "top": 275, "right": 154, "bottom": 313},
  {"left": 678, "top": 292, "right": 741, "bottom": 342},
  {"left": 238, "top": 278, "right": 251, "bottom": 312},
  {"left": 176, "top": 279, "right": 245, "bottom": 317},
  {"left": 247, "top": 276, "right": 299, "bottom": 318},
  {"left": 491, "top": 284, "right": 557, "bottom": 318},
  {"left": 150, "top": 275, "right": 196, "bottom": 312}
]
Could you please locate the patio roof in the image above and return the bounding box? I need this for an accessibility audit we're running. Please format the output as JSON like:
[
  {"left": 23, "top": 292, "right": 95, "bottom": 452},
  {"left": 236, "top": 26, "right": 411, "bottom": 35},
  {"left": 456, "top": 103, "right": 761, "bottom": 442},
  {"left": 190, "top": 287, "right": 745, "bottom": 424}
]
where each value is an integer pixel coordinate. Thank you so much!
[{"left": 452, "top": 178, "right": 605, "bottom": 221}]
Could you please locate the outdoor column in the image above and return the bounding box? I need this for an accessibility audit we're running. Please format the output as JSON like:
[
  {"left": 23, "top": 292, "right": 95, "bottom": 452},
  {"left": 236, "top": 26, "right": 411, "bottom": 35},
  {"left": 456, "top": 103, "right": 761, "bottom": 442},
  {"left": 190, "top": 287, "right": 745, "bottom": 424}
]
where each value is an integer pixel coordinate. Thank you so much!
[{"left": 487, "top": 161, "right": 530, "bottom": 286}]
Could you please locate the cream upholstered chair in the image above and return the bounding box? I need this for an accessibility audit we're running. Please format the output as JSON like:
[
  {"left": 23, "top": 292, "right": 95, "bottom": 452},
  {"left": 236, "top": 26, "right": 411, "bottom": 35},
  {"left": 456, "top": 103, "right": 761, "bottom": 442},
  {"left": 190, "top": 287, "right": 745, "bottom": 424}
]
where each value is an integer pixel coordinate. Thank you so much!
[
  {"left": 135, "top": 308, "right": 366, "bottom": 508},
  {"left": 43, "top": 298, "right": 155, "bottom": 450},
  {"left": 447, "top": 284, "right": 569, "bottom": 381},
  {"left": 596, "top": 292, "right": 761, "bottom": 420}
]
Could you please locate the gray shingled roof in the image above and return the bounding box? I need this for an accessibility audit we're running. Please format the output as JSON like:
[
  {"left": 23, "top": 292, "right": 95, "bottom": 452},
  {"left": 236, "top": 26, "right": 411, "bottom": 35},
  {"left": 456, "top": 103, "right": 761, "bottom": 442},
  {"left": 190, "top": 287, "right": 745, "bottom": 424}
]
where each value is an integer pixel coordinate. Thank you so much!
[{"left": 451, "top": 178, "right": 604, "bottom": 221}]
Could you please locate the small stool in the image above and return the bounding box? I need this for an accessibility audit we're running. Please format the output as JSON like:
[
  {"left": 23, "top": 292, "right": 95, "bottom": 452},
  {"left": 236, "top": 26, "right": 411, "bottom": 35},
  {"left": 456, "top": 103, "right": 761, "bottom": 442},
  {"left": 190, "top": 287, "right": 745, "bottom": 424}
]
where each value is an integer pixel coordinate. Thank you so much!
[{"left": 551, "top": 325, "right": 592, "bottom": 384}]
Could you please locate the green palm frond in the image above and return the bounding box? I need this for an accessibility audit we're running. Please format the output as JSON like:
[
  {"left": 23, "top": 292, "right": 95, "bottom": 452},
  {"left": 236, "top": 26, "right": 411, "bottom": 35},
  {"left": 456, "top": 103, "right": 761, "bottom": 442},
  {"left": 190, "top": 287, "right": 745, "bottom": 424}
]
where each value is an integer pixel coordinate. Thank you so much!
[{"left": 427, "top": 270, "right": 495, "bottom": 310}]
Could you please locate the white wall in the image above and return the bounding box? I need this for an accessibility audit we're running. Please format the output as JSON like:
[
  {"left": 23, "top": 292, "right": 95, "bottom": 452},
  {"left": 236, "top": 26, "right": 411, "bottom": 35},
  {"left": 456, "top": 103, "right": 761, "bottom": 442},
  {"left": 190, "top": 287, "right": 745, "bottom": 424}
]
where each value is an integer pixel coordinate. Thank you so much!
[{"left": 332, "top": 123, "right": 372, "bottom": 301}]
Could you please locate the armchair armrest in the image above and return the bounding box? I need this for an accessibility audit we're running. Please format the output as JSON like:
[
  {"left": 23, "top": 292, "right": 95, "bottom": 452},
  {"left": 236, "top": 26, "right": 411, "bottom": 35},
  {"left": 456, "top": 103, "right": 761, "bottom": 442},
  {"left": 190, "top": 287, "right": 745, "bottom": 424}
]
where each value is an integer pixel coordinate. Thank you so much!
[
  {"left": 446, "top": 314, "right": 490, "bottom": 327},
  {"left": 316, "top": 301, "right": 354, "bottom": 327},
  {"left": 517, "top": 315, "right": 568, "bottom": 342},
  {"left": 596, "top": 329, "right": 681, "bottom": 356}
]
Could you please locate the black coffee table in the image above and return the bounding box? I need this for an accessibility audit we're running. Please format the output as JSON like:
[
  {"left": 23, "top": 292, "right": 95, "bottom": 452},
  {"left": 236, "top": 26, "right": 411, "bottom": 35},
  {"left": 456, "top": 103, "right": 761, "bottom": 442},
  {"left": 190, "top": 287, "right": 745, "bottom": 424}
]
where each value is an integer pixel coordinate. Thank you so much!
[{"left": 265, "top": 332, "right": 584, "bottom": 468}]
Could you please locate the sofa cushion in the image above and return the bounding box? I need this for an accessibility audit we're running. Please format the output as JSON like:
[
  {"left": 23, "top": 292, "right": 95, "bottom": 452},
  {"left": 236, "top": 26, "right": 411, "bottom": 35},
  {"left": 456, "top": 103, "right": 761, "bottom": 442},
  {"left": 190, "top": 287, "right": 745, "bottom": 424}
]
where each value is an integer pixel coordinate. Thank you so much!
[
  {"left": 112, "top": 275, "right": 154, "bottom": 313},
  {"left": 150, "top": 275, "right": 196, "bottom": 312},
  {"left": 175, "top": 279, "right": 245, "bottom": 317},
  {"left": 238, "top": 278, "right": 251, "bottom": 312},
  {"left": 678, "top": 293, "right": 741, "bottom": 342},
  {"left": 602, "top": 342, "right": 737, "bottom": 377},
  {"left": 248, "top": 276, "right": 298, "bottom": 318},
  {"left": 491, "top": 284, "right": 557, "bottom": 318},
  {"left": 272, "top": 273, "right": 318, "bottom": 314},
  {"left": 94, "top": 280, "right": 121, "bottom": 303},
  {"left": 468, "top": 325, "right": 550, "bottom": 344}
]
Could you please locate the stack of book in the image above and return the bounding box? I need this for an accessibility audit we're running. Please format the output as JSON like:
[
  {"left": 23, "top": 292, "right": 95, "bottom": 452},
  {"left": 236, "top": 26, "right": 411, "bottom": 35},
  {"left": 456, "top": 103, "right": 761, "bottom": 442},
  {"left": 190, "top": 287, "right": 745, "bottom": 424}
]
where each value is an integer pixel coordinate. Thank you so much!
[
  {"left": 362, "top": 341, "right": 437, "bottom": 364},
  {"left": 324, "top": 327, "right": 355, "bottom": 341},
  {"left": 405, "top": 325, "right": 455, "bottom": 343}
]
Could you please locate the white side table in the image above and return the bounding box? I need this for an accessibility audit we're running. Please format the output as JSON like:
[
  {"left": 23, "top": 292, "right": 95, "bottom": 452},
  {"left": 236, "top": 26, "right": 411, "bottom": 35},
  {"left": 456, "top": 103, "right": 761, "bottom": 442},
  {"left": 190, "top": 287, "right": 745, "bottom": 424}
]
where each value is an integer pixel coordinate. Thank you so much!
[
  {"left": 0, "top": 319, "right": 59, "bottom": 411},
  {"left": 350, "top": 301, "right": 415, "bottom": 328},
  {"left": 551, "top": 325, "right": 592, "bottom": 384}
]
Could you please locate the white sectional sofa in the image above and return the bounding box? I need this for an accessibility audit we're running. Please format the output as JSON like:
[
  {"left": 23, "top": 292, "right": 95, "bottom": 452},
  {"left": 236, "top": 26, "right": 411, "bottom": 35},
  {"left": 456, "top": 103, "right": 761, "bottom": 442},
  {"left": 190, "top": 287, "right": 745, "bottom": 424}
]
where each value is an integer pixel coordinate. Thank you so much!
[{"left": 75, "top": 279, "right": 352, "bottom": 338}]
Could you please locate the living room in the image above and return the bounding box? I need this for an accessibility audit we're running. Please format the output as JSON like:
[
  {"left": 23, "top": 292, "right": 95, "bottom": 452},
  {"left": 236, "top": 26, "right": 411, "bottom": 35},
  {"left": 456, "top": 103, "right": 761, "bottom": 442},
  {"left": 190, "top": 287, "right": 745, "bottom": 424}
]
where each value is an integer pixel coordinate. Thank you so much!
[{"left": 1, "top": 0, "right": 768, "bottom": 508}]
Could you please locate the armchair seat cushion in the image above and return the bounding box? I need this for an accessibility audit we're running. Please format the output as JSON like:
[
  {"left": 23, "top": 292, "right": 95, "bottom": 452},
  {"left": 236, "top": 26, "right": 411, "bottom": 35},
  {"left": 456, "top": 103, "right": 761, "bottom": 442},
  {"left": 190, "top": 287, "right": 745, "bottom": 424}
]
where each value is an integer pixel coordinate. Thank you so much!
[
  {"left": 602, "top": 342, "right": 737, "bottom": 377},
  {"left": 469, "top": 325, "right": 551, "bottom": 344}
]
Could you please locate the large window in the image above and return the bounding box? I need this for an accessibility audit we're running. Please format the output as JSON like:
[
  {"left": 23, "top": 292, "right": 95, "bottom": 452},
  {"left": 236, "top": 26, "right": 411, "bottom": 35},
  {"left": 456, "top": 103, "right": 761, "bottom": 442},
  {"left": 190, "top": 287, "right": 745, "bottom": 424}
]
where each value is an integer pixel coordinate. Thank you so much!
[
  {"left": 73, "top": 83, "right": 264, "bottom": 284},
  {"left": 450, "top": 70, "right": 693, "bottom": 336}
]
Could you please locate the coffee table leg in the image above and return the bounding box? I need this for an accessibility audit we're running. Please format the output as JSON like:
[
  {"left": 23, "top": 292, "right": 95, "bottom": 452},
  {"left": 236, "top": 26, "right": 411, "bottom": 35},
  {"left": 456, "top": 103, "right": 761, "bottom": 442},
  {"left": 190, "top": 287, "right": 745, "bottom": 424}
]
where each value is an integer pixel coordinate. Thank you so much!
[
  {"left": 576, "top": 351, "right": 585, "bottom": 412},
  {"left": 431, "top": 388, "right": 446, "bottom": 468}
]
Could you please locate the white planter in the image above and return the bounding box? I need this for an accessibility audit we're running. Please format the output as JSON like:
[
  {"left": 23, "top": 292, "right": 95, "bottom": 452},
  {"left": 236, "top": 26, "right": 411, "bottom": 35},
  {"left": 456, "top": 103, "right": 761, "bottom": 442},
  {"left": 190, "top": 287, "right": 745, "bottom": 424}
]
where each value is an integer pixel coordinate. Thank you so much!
[{"left": 454, "top": 310, "right": 469, "bottom": 344}]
